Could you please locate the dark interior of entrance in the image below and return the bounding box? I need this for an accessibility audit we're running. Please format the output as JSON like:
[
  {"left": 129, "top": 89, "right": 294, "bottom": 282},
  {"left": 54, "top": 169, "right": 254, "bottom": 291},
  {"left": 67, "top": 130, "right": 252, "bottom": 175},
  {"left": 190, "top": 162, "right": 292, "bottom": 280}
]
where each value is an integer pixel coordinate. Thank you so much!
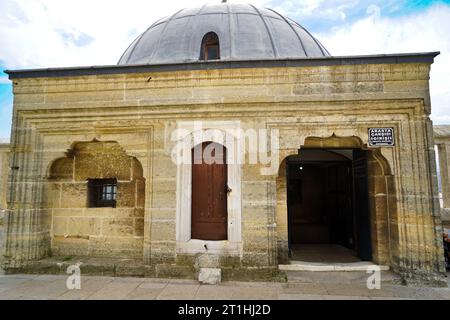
[{"left": 287, "top": 149, "right": 372, "bottom": 262}]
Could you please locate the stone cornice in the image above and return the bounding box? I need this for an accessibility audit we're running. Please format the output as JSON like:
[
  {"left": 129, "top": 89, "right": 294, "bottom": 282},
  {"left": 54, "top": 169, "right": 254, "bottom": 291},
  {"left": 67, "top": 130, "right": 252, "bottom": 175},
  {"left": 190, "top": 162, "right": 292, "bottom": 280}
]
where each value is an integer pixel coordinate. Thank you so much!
[{"left": 5, "top": 52, "right": 440, "bottom": 79}]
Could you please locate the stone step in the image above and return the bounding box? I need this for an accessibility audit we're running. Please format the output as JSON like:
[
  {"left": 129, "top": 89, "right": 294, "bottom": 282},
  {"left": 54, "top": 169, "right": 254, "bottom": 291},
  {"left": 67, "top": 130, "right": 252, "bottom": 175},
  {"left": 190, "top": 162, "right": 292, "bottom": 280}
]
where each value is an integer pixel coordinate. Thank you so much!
[
  {"left": 284, "top": 270, "right": 403, "bottom": 285},
  {"left": 280, "top": 261, "right": 402, "bottom": 285},
  {"left": 279, "top": 261, "right": 390, "bottom": 272}
]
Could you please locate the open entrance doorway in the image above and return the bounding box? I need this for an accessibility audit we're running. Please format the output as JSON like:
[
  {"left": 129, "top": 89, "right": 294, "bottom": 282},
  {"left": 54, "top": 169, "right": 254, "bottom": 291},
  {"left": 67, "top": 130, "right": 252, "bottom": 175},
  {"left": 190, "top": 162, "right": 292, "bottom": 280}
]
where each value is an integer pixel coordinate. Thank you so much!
[{"left": 286, "top": 148, "right": 372, "bottom": 263}]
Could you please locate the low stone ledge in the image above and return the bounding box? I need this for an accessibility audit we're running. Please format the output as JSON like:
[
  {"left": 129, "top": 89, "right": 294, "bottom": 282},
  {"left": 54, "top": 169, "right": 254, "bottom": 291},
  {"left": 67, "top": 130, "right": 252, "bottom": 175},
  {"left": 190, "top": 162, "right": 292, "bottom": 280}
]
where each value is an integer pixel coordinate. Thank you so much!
[
  {"left": 151, "top": 263, "right": 196, "bottom": 279},
  {"left": 2, "top": 256, "right": 145, "bottom": 277},
  {"left": 221, "top": 267, "right": 287, "bottom": 282},
  {"left": 2, "top": 257, "right": 287, "bottom": 282}
]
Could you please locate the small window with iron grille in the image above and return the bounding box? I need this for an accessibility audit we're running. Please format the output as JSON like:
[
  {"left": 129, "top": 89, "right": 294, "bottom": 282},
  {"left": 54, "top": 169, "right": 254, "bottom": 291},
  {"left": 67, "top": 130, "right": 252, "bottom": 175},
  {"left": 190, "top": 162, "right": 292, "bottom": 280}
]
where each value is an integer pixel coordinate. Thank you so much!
[{"left": 88, "top": 178, "right": 117, "bottom": 208}]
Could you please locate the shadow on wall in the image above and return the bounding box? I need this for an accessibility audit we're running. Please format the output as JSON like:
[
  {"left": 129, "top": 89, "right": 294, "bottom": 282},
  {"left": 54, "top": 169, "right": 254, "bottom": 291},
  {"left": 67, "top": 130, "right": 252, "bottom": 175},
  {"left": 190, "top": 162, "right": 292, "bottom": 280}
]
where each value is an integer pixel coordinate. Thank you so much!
[{"left": 46, "top": 139, "right": 145, "bottom": 259}]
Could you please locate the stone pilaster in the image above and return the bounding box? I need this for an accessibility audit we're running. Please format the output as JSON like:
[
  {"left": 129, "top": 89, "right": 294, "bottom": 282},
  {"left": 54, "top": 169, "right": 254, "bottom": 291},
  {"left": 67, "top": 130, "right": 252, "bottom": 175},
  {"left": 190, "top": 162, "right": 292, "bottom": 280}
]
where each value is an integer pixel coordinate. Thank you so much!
[{"left": 3, "top": 120, "right": 50, "bottom": 269}]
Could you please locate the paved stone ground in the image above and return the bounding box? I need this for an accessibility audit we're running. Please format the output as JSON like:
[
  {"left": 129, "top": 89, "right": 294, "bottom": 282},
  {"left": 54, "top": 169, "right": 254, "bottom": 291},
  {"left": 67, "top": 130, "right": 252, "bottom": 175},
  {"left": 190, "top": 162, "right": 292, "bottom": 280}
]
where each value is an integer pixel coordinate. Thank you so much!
[{"left": 0, "top": 273, "right": 449, "bottom": 300}]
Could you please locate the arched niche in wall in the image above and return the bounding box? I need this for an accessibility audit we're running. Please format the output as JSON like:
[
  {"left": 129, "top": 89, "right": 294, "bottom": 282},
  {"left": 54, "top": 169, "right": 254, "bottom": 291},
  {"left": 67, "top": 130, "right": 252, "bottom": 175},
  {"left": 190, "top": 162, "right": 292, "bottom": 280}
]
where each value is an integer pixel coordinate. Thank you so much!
[
  {"left": 275, "top": 134, "right": 397, "bottom": 266},
  {"left": 46, "top": 139, "right": 145, "bottom": 259}
]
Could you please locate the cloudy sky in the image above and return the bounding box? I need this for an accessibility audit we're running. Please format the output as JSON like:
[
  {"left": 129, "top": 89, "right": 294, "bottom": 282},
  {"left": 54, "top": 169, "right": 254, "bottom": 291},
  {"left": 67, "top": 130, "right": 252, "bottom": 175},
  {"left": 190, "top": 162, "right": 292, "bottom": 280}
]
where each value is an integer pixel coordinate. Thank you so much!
[{"left": 1, "top": 0, "right": 449, "bottom": 142}]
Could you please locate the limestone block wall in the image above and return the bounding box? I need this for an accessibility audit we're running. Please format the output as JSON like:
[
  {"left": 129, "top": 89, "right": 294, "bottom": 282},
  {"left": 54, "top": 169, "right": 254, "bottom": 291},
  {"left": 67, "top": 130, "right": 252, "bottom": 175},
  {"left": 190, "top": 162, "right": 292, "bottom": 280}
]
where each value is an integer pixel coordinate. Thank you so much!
[
  {"left": 46, "top": 140, "right": 145, "bottom": 258},
  {"left": 0, "top": 144, "right": 9, "bottom": 271},
  {"left": 2, "top": 57, "right": 446, "bottom": 283},
  {"left": 0, "top": 144, "right": 9, "bottom": 210}
]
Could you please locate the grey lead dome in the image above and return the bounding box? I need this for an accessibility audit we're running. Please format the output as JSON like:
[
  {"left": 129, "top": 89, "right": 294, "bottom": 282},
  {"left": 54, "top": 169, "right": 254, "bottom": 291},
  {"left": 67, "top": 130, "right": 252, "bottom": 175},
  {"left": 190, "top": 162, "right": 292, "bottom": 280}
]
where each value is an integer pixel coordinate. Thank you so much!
[{"left": 118, "top": 3, "right": 330, "bottom": 65}]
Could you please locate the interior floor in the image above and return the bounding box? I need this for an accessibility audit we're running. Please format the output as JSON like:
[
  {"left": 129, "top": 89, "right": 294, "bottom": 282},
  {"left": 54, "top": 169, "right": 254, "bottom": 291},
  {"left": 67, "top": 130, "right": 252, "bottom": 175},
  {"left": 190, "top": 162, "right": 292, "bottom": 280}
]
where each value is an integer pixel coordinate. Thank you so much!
[{"left": 290, "top": 244, "right": 361, "bottom": 263}]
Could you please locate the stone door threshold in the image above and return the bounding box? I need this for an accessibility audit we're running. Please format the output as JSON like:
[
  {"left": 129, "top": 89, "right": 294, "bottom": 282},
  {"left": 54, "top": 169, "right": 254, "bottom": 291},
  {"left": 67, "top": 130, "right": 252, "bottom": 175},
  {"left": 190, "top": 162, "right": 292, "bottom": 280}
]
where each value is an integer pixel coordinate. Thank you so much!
[{"left": 279, "top": 261, "right": 390, "bottom": 272}]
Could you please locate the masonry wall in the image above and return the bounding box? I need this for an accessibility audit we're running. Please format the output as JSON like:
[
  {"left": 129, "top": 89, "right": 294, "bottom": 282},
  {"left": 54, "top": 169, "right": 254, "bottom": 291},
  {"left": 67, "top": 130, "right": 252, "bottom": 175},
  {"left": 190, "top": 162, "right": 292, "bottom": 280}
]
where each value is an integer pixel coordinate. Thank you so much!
[
  {"left": 0, "top": 144, "right": 9, "bottom": 272},
  {"left": 0, "top": 144, "right": 9, "bottom": 210},
  {"left": 2, "top": 61, "right": 446, "bottom": 283}
]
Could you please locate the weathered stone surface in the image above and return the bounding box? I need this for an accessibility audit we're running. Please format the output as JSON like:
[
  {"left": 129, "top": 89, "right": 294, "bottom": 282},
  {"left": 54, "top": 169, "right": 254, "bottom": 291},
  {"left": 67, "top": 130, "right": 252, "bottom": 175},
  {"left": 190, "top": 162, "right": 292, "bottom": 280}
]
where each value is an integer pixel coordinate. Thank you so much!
[
  {"left": 49, "top": 157, "right": 73, "bottom": 180},
  {"left": 198, "top": 268, "right": 221, "bottom": 285},
  {"left": 73, "top": 141, "right": 131, "bottom": 181},
  {"left": 196, "top": 254, "right": 220, "bottom": 268},
  {"left": 116, "top": 181, "right": 136, "bottom": 207},
  {"left": 60, "top": 183, "right": 87, "bottom": 209}
]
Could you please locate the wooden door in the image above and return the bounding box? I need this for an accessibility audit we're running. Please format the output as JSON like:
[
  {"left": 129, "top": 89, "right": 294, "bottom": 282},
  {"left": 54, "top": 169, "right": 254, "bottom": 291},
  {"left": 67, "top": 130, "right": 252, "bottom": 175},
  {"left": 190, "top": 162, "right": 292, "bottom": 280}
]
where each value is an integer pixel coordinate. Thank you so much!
[
  {"left": 327, "top": 163, "right": 354, "bottom": 249},
  {"left": 353, "top": 149, "right": 372, "bottom": 261},
  {"left": 288, "top": 163, "right": 327, "bottom": 244},
  {"left": 191, "top": 142, "right": 228, "bottom": 240}
]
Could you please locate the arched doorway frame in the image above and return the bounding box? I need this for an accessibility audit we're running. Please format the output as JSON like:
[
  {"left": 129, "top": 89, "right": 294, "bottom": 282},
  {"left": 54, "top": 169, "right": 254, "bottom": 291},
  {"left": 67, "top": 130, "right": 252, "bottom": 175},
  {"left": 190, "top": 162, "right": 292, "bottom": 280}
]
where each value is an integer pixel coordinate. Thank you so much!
[
  {"left": 276, "top": 134, "right": 397, "bottom": 265},
  {"left": 175, "top": 121, "right": 242, "bottom": 255},
  {"left": 191, "top": 141, "right": 228, "bottom": 241}
]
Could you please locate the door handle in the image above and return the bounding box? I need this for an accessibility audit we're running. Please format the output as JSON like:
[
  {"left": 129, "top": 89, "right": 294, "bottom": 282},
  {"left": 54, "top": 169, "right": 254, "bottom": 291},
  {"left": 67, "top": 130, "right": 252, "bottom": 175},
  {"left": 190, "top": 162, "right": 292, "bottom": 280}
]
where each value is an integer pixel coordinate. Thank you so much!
[{"left": 225, "top": 185, "right": 232, "bottom": 194}]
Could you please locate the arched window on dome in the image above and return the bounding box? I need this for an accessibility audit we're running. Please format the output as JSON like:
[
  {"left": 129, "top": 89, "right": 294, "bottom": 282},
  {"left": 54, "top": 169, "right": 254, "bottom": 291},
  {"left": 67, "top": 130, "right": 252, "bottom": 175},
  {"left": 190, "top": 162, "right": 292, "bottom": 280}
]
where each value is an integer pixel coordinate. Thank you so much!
[{"left": 200, "top": 32, "right": 220, "bottom": 60}]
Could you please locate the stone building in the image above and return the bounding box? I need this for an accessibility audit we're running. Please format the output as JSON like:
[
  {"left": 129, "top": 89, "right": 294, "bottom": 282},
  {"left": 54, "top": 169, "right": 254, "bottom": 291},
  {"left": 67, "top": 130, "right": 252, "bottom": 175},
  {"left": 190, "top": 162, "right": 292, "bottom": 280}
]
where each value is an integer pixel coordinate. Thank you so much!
[
  {"left": 434, "top": 125, "right": 450, "bottom": 231},
  {"left": 0, "top": 3, "right": 447, "bottom": 285}
]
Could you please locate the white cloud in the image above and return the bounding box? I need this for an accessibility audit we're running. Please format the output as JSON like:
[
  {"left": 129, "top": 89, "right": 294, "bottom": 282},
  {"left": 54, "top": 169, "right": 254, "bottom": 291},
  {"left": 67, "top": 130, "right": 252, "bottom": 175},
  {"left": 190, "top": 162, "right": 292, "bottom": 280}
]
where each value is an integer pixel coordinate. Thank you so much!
[
  {"left": 0, "top": 77, "right": 11, "bottom": 84},
  {"left": 0, "top": 0, "right": 448, "bottom": 126},
  {"left": 0, "top": 0, "right": 270, "bottom": 69},
  {"left": 317, "top": 3, "right": 450, "bottom": 124},
  {"left": 266, "top": 0, "right": 361, "bottom": 24}
]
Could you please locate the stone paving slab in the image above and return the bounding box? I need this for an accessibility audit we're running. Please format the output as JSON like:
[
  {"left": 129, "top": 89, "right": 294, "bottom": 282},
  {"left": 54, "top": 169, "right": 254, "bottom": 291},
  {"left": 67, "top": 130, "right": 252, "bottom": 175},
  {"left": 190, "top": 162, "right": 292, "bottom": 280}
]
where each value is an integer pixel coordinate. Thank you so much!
[
  {"left": 281, "top": 283, "right": 329, "bottom": 295},
  {"left": 19, "top": 280, "right": 69, "bottom": 300},
  {"left": 126, "top": 288, "right": 166, "bottom": 300},
  {"left": 86, "top": 280, "right": 141, "bottom": 300},
  {"left": 0, "top": 273, "right": 449, "bottom": 300},
  {"left": 156, "top": 283, "right": 201, "bottom": 300},
  {"left": 194, "top": 285, "right": 237, "bottom": 300},
  {"left": 323, "top": 295, "right": 371, "bottom": 300},
  {"left": 229, "top": 286, "right": 280, "bottom": 300},
  {"left": 57, "top": 277, "right": 116, "bottom": 300},
  {"left": 278, "top": 293, "right": 325, "bottom": 300}
]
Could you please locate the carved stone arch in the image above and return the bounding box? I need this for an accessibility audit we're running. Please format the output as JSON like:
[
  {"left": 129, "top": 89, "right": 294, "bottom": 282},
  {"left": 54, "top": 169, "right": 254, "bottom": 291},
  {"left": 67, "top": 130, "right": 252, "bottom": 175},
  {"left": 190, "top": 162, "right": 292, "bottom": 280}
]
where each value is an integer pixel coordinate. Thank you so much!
[
  {"left": 48, "top": 157, "right": 74, "bottom": 180},
  {"left": 367, "top": 148, "right": 398, "bottom": 265},
  {"left": 303, "top": 133, "right": 365, "bottom": 149},
  {"left": 175, "top": 122, "right": 242, "bottom": 255},
  {"left": 275, "top": 134, "right": 397, "bottom": 266}
]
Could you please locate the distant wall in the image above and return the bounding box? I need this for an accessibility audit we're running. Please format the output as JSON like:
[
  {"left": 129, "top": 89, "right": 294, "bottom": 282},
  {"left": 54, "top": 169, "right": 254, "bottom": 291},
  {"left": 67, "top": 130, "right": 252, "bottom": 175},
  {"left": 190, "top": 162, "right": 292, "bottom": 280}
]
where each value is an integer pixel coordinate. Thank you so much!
[{"left": 434, "top": 125, "right": 450, "bottom": 229}]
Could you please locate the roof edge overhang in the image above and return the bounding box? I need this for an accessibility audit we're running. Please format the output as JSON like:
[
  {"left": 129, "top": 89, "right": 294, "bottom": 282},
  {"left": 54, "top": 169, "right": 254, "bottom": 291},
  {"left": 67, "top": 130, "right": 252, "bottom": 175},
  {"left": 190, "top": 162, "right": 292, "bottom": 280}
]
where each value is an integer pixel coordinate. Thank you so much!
[{"left": 5, "top": 52, "right": 440, "bottom": 79}]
